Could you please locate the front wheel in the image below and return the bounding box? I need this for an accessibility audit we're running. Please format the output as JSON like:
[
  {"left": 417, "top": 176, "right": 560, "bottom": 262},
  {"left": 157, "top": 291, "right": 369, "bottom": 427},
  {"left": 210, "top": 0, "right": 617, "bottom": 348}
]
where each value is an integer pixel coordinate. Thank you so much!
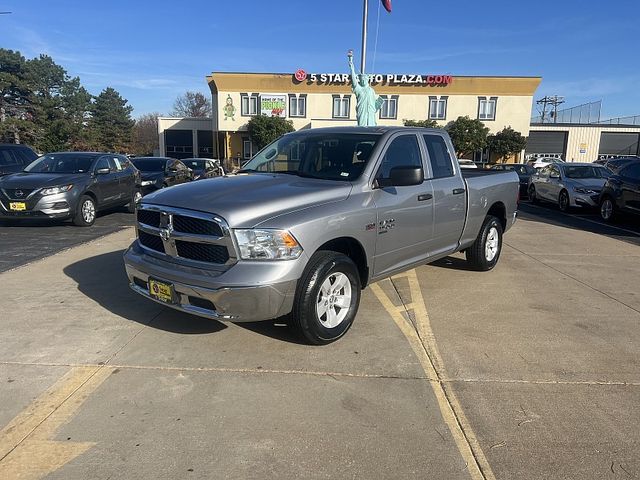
[
  {"left": 292, "top": 251, "right": 361, "bottom": 345},
  {"left": 466, "top": 215, "right": 503, "bottom": 271},
  {"left": 558, "top": 190, "right": 570, "bottom": 212},
  {"left": 600, "top": 196, "right": 616, "bottom": 223},
  {"left": 73, "top": 195, "right": 96, "bottom": 227}
]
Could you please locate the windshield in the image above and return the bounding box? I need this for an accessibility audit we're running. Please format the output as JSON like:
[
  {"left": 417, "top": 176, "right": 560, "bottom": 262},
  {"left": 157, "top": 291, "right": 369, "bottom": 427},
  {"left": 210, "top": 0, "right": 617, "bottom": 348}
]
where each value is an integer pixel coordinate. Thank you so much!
[
  {"left": 184, "top": 160, "right": 206, "bottom": 169},
  {"left": 563, "top": 166, "right": 609, "bottom": 179},
  {"left": 132, "top": 158, "right": 167, "bottom": 172},
  {"left": 24, "top": 153, "right": 99, "bottom": 174},
  {"left": 240, "top": 132, "right": 382, "bottom": 181}
]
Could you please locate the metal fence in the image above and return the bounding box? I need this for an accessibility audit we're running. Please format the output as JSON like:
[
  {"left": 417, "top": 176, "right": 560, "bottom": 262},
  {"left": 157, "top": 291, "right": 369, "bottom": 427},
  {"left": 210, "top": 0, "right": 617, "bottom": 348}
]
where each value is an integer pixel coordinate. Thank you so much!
[
  {"left": 531, "top": 101, "right": 602, "bottom": 124},
  {"left": 595, "top": 115, "right": 640, "bottom": 126}
]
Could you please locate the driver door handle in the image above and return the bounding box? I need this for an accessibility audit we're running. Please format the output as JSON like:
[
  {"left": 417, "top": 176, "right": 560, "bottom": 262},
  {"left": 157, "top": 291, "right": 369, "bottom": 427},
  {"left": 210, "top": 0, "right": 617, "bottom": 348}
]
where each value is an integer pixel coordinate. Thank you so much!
[
  {"left": 417, "top": 193, "right": 433, "bottom": 202},
  {"left": 453, "top": 188, "right": 466, "bottom": 195}
]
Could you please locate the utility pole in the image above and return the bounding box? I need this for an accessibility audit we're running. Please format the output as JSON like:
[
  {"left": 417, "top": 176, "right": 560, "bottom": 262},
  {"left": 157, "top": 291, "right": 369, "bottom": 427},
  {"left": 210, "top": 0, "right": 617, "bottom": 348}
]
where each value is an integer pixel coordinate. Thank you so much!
[
  {"left": 536, "top": 95, "right": 565, "bottom": 123},
  {"left": 361, "top": 0, "right": 368, "bottom": 74}
]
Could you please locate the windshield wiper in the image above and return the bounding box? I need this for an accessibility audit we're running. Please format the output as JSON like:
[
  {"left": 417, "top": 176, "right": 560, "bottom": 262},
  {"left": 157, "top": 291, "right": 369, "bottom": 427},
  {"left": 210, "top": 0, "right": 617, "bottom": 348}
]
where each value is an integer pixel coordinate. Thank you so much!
[{"left": 236, "top": 168, "right": 255, "bottom": 174}]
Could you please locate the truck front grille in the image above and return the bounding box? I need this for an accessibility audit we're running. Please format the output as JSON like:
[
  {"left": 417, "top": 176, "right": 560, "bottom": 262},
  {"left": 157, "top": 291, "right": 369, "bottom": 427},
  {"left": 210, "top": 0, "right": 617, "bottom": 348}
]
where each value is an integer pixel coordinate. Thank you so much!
[
  {"left": 137, "top": 209, "right": 161, "bottom": 227},
  {"left": 173, "top": 215, "right": 223, "bottom": 236},
  {"left": 175, "top": 241, "right": 229, "bottom": 264},
  {"left": 135, "top": 205, "right": 236, "bottom": 267},
  {"left": 138, "top": 231, "right": 165, "bottom": 253}
]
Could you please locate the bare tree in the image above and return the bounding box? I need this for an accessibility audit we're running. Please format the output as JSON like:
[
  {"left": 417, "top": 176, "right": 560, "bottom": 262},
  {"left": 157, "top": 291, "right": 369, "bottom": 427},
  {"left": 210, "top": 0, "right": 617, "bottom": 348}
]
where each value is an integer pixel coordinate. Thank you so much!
[
  {"left": 171, "top": 91, "right": 212, "bottom": 117},
  {"left": 132, "top": 112, "right": 161, "bottom": 156}
]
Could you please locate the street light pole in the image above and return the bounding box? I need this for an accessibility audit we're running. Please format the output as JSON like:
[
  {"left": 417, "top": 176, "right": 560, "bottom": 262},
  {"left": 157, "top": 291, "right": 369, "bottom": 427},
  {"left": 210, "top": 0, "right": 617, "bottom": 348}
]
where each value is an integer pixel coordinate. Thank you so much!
[{"left": 361, "top": 0, "right": 368, "bottom": 74}]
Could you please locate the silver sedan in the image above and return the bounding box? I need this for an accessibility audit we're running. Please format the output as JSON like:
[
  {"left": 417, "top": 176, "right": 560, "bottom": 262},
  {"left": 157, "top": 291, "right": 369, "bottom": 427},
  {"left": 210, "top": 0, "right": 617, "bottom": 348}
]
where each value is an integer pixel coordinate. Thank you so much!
[{"left": 528, "top": 163, "right": 610, "bottom": 212}]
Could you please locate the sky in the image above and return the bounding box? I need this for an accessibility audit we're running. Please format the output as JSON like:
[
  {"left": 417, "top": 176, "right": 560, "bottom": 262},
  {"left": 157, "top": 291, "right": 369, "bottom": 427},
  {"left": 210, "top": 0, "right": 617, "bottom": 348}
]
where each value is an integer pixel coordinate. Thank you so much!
[{"left": 1, "top": 0, "right": 639, "bottom": 120}]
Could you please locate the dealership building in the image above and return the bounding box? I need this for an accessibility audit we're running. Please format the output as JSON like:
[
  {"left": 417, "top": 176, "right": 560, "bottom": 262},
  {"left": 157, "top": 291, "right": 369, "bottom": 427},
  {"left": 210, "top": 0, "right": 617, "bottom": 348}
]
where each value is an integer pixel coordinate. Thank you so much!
[{"left": 158, "top": 70, "right": 541, "bottom": 163}]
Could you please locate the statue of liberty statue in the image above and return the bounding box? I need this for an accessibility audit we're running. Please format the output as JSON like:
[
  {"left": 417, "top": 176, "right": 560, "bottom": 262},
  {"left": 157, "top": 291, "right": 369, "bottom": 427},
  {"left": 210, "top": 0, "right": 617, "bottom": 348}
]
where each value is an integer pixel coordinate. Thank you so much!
[{"left": 348, "top": 50, "right": 384, "bottom": 127}]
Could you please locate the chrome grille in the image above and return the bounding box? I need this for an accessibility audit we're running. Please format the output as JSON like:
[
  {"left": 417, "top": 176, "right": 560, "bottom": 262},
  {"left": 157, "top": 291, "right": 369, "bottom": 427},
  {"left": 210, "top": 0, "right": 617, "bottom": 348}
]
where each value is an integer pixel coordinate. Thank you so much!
[
  {"left": 2, "top": 188, "right": 35, "bottom": 200},
  {"left": 136, "top": 205, "right": 236, "bottom": 267}
]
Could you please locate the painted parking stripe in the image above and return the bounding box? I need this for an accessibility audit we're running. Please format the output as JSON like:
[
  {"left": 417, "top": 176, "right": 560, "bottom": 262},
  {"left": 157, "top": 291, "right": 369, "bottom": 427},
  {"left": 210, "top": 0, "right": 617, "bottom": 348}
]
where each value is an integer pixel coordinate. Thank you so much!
[
  {"left": 371, "top": 271, "right": 496, "bottom": 480},
  {"left": 0, "top": 366, "right": 112, "bottom": 479}
]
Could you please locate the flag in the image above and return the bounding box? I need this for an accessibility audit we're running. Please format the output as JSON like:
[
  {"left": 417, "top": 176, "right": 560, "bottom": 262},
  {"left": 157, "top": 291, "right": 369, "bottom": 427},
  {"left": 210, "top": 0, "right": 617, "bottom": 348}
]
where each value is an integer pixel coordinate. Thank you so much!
[{"left": 381, "top": 0, "right": 392, "bottom": 13}]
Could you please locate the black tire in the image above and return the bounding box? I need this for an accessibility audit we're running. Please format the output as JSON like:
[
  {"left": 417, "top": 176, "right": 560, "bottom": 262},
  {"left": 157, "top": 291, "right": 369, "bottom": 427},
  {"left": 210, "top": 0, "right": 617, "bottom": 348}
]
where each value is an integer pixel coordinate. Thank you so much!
[
  {"left": 292, "top": 251, "right": 361, "bottom": 345},
  {"left": 73, "top": 195, "right": 96, "bottom": 227},
  {"left": 600, "top": 195, "right": 616, "bottom": 223},
  {"left": 127, "top": 189, "right": 142, "bottom": 213},
  {"left": 465, "top": 215, "right": 503, "bottom": 271},
  {"left": 528, "top": 185, "right": 538, "bottom": 204},
  {"left": 558, "top": 190, "right": 570, "bottom": 212}
]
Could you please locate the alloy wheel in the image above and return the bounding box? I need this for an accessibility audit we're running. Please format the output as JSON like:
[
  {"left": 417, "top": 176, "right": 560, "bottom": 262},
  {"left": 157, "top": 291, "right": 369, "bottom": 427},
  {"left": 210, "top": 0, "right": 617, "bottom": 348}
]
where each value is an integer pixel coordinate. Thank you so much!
[
  {"left": 315, "top": 272, "right": 352, "bottom": 329},
  {"left": 485, "top": 226, "right": 499, "bottom": 262}
]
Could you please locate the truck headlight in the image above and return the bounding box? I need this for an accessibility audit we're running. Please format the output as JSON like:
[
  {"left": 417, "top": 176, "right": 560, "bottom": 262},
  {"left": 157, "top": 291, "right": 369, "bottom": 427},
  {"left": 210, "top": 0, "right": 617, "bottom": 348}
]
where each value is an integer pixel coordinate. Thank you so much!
[
  {"left": 234, "top": 229, "right": 303, "bottom": 260},
  {"left": 40, "top": 184, "right": 73, "bottom": 195}
]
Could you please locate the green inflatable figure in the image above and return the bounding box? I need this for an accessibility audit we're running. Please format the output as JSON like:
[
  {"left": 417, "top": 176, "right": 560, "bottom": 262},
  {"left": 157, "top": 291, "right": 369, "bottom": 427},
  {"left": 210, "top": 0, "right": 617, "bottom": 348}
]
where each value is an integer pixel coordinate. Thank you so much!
[
  {"left": 348, "top": 50, "right": 384, "bottom": 127},
  {"left": 223, "top": 95, "right": 236, "bottom": 121}
]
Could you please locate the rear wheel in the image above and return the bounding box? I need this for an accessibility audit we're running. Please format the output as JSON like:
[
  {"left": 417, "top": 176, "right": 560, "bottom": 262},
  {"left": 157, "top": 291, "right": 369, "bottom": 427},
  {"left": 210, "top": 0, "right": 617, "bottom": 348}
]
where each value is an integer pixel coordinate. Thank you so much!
[
  {"left": 292, "top": 251, "right": 361, "bottom": 345},
  {"left": 466, "top": 215, "right": 503, "bottom": 271},
  {"left": 73, "top": 195, "right": 96, "bottom": 227},
  {"left": 558, "top": 190, "right": 570, "bottom": 212},
  {"left": 600, "top": 196, "right": 616, "bottom": 222},
  {"left": 528, "top": 185, "right": 538, "bottom": 204},
  {"left": 127, "top": 189, "right": 142, "bottom": 213}
]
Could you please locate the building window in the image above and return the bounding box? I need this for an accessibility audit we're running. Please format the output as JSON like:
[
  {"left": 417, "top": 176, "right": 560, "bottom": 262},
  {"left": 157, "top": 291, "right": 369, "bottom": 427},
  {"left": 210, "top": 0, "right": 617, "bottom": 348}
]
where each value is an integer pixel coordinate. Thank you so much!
[
  {"left": 332, "top": 95, "right": 351, "bottom": 119},
  {"left": 429, "top": 96, "right": 448, "bottom": 120},
  {"left": 289, "top": 94, "right": 307, "bottom": 118},
  {"left": 243, "top": 139, "right": 253, "bottom": 159},
  {"left": 478, "top": 96, "right": 497, "bottom": 121},
  {"left": 379, "top": 95, "right": 398, "bottom": 120},
  {"left": 241, "top": 93, "right": 259, "bottom": 116}
]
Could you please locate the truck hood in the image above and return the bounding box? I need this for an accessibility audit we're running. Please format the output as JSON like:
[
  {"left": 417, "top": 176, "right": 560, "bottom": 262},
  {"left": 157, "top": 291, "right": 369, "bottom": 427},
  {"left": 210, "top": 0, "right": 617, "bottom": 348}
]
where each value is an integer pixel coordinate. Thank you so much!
[{"left": 142, "top": 173, "right": 353, "bottom": 228}]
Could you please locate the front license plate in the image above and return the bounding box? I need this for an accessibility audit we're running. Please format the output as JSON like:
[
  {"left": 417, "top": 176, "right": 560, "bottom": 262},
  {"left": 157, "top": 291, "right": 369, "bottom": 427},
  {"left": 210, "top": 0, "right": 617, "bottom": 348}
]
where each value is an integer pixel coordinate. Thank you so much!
[
  {"left": 9, "top": 202, "right": 27, "bottom": 211},
  {"left": 148, "top": 278, "right": 175, "bottom": 304}
]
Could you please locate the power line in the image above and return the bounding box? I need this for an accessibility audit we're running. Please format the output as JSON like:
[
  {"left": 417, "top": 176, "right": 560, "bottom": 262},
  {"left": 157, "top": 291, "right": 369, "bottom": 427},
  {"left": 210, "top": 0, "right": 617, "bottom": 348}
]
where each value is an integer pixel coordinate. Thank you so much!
[{"left": 536, "top": 95, "right": 565, "bottom": 124}]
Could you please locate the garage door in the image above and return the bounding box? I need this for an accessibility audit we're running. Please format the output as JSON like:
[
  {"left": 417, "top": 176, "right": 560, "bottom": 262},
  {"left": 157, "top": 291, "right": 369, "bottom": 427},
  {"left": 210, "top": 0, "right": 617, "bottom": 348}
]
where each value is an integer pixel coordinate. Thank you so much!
[
  {"left": 599, "top": 132, "right": 640, "bottom": 156},
  {"left": 526, "top": 131, "right": 568, "bottom": 156}
]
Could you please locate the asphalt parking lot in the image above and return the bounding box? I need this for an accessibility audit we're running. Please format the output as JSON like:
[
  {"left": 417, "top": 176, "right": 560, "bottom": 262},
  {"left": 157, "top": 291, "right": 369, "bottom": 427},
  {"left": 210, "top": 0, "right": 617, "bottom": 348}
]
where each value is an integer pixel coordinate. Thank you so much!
[{"left": 1, "top": 205, "right": 639, "bottom": 479}]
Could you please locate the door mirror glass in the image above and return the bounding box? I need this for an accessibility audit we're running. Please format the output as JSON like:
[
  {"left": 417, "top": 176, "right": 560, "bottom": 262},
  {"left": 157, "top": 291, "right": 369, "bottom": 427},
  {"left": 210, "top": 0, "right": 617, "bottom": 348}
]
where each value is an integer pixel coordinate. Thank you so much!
[
  {"left": 388, "top": 166, "right": 424, "bottom": 187},
  {"left": 96, "top": 167, "right": 110, "bottom": 175}
]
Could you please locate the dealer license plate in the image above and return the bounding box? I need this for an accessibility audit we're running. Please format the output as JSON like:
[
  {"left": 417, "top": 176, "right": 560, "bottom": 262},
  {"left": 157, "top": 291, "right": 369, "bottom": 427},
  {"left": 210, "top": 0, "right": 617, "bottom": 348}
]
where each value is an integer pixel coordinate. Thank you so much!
[
  {"left": 148, "top": 278, "right": 175, "bottom": 304},
  {"left": 9, "top": 202, "right": 27, "bottom": 211}
]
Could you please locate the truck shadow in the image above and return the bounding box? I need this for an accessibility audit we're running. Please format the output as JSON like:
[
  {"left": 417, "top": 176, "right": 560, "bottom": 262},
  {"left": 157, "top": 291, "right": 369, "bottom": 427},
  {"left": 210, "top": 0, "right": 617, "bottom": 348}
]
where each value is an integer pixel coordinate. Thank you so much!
[
  {"left": 63, "top": 250, "right": 304, "bottom": 343},
  {"left": 63, "top": 250, "right": 226, "bottom": 335},
  {"left": 429, "top": 255, "right": 477, "bottom": 271}
]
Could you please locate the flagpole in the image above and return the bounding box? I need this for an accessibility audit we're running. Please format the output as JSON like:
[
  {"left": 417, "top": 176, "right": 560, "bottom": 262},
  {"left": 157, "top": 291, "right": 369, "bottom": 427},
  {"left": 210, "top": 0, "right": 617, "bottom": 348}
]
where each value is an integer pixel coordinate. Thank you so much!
[{"left": 361, "top": 0, "right": 368, "bottom": 74}]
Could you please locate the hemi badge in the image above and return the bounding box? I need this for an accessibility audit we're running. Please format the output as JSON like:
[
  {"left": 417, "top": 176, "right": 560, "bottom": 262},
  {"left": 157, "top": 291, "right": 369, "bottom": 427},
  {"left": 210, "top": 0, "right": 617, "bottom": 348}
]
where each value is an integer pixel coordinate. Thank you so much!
[{"left": 365, "top": 223, "right": 376, "bottom": 231}]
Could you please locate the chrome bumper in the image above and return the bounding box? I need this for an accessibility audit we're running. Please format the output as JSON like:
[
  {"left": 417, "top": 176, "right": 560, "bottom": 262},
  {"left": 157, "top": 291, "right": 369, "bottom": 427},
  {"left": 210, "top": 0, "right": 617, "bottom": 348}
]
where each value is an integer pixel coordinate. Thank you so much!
[{"left": 123, "top": 244, "right": 300, "bottom": 322}]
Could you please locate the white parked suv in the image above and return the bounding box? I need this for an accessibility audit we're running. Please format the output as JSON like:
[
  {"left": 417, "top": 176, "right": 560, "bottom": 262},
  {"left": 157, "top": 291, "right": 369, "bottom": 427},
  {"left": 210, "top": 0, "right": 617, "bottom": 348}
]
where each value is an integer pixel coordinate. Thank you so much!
[{"left": 527, "top": 157, "right": 565, "bottom": 170}]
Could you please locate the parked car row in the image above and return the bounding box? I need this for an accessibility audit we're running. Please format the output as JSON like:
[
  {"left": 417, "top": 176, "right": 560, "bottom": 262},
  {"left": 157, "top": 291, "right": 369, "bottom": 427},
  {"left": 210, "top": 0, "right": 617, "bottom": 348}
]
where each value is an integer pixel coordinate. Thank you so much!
[
  {"left": 0, "top": 145, "right": 224, "bottom": 226},
  {"left": 527, "top": 157, "right": 640, "bottom": 223}
]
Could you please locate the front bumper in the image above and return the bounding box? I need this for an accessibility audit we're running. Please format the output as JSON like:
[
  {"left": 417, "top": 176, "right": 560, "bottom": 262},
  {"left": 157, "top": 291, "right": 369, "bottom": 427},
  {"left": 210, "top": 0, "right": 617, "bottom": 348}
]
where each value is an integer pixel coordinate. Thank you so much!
[
  {"left": 123, "top": 242, "right": 301, "bottom": 322},
  {"left": 572, "top": 192, "right": 600, "bottom": 208},
  {"left": 0, "top": 191, "right": 75, "bottom": 219}
]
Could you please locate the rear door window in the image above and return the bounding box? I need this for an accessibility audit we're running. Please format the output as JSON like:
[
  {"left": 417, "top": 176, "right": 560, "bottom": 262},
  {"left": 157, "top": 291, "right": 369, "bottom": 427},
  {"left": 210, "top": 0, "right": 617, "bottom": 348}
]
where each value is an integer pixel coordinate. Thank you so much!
[{"left": 423, "top": 135, "right": 454, "bottom": 179}]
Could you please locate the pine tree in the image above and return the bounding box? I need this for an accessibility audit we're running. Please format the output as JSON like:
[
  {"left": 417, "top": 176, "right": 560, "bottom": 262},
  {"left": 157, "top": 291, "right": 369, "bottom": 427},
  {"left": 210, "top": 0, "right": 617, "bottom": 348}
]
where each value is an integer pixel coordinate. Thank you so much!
[{"left": 90, "top": 87, "right": 134, "bottom": 152}]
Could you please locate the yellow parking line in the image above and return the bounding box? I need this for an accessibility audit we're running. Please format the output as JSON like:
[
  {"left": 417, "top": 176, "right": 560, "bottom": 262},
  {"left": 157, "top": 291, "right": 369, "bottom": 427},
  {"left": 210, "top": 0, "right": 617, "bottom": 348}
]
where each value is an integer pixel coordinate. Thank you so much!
[
  {"left": 371, "top": 271, "right": 496, "bottom": 480},
  {"left": 0, "top": 366, "right": 112, "bottom": 480}
]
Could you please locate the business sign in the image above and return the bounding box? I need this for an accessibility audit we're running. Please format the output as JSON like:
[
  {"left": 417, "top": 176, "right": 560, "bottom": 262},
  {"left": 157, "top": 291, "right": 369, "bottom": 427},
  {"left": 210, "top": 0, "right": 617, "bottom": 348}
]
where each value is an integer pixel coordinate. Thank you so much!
[
  {"left": 579, "top": 143, "right": 587, "bottom": 154},
  {"left": 261, "top": 94, "right": 287, "bottom": 117},
  {"left": 293, "top": 69, "right": 453, "bottom": 87}
]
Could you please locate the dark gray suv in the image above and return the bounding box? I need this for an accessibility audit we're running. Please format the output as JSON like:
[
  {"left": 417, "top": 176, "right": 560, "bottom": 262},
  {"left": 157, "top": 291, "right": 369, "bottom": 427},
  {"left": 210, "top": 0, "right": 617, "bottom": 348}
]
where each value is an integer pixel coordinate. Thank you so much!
[
  {"left": 0, "top": 144, "right": 39, "bottom": 176},
  {"left": 0, "top": 152, "right": 141, "bottom": 226}
]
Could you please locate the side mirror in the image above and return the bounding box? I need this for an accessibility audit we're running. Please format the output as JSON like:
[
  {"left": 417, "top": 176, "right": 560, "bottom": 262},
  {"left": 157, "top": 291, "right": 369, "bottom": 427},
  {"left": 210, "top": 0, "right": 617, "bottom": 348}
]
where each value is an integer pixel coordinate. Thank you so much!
[
  {"left": 388, "top": 166, "right": 424, "bottom": 187},
  {"left": 95, "top": 167, "right": 110, "bottom": 175},
  {"left": 550, "top": 173, "right": 560, "bottom": 179},
  {"left": 167, "top": 168, "right": 178, "bottom": 174}
]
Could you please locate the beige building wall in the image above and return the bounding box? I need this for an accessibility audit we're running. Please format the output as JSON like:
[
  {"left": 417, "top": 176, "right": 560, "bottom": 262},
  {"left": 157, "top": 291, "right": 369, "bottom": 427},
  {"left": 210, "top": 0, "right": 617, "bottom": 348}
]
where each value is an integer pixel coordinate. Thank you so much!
[{"left": 530, "top": 124, "right": 640, "bottom": 162}]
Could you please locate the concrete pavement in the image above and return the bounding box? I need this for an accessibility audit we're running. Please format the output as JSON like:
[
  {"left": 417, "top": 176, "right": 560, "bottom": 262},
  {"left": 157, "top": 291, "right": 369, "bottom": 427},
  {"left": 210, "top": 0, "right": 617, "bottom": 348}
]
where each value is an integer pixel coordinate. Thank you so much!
[{"left": 0, "top": 209, "right": 639, "bottom": 479}]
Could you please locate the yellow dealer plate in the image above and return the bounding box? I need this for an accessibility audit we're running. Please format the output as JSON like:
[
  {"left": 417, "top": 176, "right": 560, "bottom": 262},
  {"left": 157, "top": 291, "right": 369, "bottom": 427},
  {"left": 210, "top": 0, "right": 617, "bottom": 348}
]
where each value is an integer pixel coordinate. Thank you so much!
[
  {"left": 148, "top": 278, "right": 175, "bottom": 304},
  {"left": 9, "top": 202, "right": 27, "bottom": 211}
]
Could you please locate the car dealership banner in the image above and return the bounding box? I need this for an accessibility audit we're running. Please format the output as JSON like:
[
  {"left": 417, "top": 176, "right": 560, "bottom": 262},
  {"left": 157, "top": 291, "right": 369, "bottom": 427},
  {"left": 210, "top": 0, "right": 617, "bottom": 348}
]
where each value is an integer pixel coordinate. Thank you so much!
[
  {"left": 260, "top": 94, "right": 287, "bottom": 117},
  {"left": 293, "top": 69, "right": 453, "bottom": 87}
]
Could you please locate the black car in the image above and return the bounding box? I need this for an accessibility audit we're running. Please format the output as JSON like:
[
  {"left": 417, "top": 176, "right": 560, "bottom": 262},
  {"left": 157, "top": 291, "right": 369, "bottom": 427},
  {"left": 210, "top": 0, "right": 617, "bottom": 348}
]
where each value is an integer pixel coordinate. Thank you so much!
[
  {"left": 0, "top": 152, "right": 141, "bottom": 226},
  {"left": 0, "top": 144, "right": 39, "bottom": 176},
  {"left": 490, "top": 163, "right": 536, "bottom": 197},
  {"left": 182, "top": 158, "right": 224, "bottom": 180},
  {"left": 595, "top": 156, "right": 639, "bottom": 172},
  {"left": 599, "top": 158, "right": 640, "bottom": 222},
  {"left": 132, "top": 157, "right": 192, "bottom": 194}
]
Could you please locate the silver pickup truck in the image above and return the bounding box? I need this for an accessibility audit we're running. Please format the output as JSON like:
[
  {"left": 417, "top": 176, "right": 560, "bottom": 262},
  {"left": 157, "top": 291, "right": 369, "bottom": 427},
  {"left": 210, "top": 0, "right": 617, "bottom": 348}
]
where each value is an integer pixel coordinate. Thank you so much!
[{"left": 124, "top": 127, "right": 518, "bottom": 344}]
